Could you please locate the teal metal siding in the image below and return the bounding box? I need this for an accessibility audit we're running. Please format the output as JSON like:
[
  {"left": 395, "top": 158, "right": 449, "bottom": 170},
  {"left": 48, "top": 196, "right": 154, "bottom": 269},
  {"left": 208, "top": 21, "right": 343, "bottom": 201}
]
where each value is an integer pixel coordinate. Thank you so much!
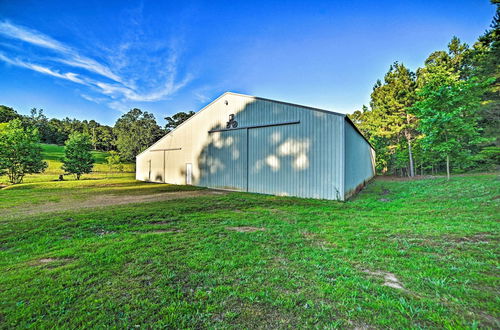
[
  {"left": 138, "top": 92, "right": 375, "bottom": 200},
  {"left": 344, "top": 120, "right": 375, "bottom": 198},
  {"left": 201, "top": 129, "right": 248, "bottom": 191},
  {"left": 200, "top": 96, "right": 345, "bottom": 200}
]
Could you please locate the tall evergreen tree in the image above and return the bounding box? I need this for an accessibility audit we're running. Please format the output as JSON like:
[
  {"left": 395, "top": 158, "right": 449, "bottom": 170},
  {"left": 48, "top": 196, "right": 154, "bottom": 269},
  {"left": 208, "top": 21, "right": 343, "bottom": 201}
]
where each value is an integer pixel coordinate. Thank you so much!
[
  {"left": 369, "top": 62, "right": 418, "bottom": 176},
  {"left": 470, "top": 5, "right": 500, "bottom": 146}
]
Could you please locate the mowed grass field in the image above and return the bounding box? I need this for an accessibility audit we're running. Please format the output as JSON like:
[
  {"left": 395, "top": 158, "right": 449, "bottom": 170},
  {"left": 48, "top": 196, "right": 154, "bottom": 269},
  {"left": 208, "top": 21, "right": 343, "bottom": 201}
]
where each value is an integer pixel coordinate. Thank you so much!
[
  {"left": 0, "top": 151, "right": 498, "bottom": 328},
  {"left": 0, "top": 144, "right": 135, "bottom": 185}
]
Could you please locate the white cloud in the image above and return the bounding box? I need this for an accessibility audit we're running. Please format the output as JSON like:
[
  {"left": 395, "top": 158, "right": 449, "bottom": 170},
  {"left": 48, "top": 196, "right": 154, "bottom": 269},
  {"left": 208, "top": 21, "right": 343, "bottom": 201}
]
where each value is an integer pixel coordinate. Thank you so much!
[
  {"left": 0, "top": 20, "right": 123, "bottom": 83},
  {"left": 0, "top": 21, "right": 69, "bottom": 52},
  {"left": 80, "top": 93, "right": 106, "bottom": 103},
  {"left": 193, "top": 91, "right": 210, "bottom": 103},
  {"left": 0, "top": 20, "right": 192, "bottom": 111},
  {"left": 107, "top": 101, "right": 130, "bottom": 113},
  {"left": 0, "top": 52, "right": 86, "bottom": 85}
]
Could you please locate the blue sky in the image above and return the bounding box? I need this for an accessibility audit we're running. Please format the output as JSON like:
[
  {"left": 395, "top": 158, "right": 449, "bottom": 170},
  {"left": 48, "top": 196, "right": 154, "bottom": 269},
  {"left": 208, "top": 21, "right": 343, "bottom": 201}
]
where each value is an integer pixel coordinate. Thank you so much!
[{"left": 0, "top": 1, "right": 496, "bottom": 126}]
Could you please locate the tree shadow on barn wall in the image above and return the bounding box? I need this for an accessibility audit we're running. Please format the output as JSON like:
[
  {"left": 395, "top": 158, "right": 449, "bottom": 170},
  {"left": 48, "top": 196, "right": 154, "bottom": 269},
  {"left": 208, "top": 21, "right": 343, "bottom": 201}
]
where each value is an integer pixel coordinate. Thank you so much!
[{"left": 178, "top": 97, "right": 343, "bottom": 200}]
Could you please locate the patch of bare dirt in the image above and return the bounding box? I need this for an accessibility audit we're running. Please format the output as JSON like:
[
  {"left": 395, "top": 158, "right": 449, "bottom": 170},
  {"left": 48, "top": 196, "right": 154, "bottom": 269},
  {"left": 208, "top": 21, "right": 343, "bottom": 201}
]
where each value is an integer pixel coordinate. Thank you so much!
[
  {"left": 5, "top": 190, "right": 227, "bottom": 218},
  {"left": 31, "top": 257, "right": 74, "bottom": 267},
  {"left": 347, "top": 320, "right": 373, "bottom": 329},
  {"left": 225, "top": 226, "right": 265, "bottom": 232},
  {"left": 376, "top": 175, "right": 437, "bottom": 182},
  {"left": 379, "top": 198, "right": 391, "bottom": 202},
  {"left": 136, "top": 229, "right": 183, "bottom": 234},
  {"left": 96, "top": 229, "right": 115, "bottom": 236},
  {"left": 476, "top": 312, "right": 500, "bottom": 328},
  {"left": 362, "top": 269, "right": 406, "bottom": 290},
  {"left": 301, "top": 231, "right": 335, "bottom": 249},
  {"left": 448, "top": 232, "right": 496, "bottom": 244}
]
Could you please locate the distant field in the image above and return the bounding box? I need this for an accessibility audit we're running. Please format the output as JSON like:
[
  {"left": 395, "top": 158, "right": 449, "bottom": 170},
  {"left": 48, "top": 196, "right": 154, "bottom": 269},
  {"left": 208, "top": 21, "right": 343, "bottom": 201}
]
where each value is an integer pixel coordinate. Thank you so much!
[
  {"left": 0, "top": 172, "right": 498, "bottom": 328},
  {"left": 0, "top": 144, "right": 134, "bottom": 185}
]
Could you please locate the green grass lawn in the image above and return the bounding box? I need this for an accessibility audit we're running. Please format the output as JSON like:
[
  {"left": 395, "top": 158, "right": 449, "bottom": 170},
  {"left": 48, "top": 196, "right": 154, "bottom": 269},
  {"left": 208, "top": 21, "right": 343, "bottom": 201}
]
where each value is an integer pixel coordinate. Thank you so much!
[
  {"left": 0, "top": 173, "right": 498, "bottom": 328},
  {"left": 0, "top": 144, "right": 135, "bottom": 185}
]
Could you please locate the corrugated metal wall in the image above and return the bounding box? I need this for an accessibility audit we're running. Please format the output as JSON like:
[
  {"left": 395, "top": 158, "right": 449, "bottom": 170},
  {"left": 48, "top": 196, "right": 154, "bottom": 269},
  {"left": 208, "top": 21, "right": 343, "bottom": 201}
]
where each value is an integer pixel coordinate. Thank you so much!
[
  {"left": 137, "top": 92, "right": 373, "bottom": 200},
  {"left": 201, "top": 129, "right": 248, "bottom": 191},
  {"left": 344, "top": 121, "right": 376, "bottom": 198},
  {"left": 246, "top": 116, "right": 343, "bottom": 200}
]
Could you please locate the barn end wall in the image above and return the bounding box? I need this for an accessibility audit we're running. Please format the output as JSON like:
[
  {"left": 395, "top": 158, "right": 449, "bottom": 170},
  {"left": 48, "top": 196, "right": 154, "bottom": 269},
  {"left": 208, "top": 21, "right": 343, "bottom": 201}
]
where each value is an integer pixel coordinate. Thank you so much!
[
  {"left": 136, "top": 92, "right": 346, "bottom": 200},
  {"left": 344, "top": 120, "right": 375, "bottom": 199}
]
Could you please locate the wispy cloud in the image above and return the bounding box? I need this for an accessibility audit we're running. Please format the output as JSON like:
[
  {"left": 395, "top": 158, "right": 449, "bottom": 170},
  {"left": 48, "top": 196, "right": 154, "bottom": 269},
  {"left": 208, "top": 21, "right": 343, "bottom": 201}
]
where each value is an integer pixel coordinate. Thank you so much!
[
  {"left": 0, "top": 21, "right": 122, "bottom": 83},
  {"left": 0, "top": 20, "right": 192, "bottom": 110},
  {"left": 0, "top": 52, "right": 86, "bottom": 85},
  {"left": 0, "top": 21, "right": 68, "bottom": 52}
]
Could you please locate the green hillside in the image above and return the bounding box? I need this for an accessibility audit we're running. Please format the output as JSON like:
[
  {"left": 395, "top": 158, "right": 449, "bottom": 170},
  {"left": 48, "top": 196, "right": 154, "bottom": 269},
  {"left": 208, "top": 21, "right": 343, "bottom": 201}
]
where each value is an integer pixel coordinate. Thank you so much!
[{"left": 0, "top": 144, "right": 134, "bottom": 184}]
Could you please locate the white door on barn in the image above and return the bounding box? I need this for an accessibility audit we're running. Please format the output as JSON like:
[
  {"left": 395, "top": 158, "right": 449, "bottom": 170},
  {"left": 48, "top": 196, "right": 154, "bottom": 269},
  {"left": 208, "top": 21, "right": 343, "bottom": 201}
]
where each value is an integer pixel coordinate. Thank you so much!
[{"left": 186, "top": 163, "right": 193, "bottom": 185}]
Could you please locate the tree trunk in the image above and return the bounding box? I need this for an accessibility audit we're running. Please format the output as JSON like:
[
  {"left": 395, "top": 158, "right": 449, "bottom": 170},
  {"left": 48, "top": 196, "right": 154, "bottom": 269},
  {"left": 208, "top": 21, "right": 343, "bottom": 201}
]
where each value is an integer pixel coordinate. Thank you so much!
[
  {"left": 407, "top": 139, "right": 415, "bottom": 177},
  {"left": 404, "top": 116, "right": 415, "bottom": 177},
  {"left": 446, "top": 155, "right": 450, "bottom": 181}
]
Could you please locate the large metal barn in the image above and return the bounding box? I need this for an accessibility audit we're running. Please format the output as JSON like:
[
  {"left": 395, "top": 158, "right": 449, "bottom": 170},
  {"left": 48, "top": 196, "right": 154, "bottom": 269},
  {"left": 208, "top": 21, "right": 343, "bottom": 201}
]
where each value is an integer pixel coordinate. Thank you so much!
[{"left": 136, "top": 92, "right": 375, "bottom": 200}]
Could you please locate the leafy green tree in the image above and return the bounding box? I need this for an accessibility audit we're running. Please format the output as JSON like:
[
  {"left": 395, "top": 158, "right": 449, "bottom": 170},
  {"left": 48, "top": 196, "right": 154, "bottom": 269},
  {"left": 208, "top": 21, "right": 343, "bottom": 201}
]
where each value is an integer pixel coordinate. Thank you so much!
[
  {"left": 0, "top": 119, "right": 47, "bottom": 183},
  {"left": 413, "top": 69, "right": 490, "bottom": 180},
  {"left": 348, "top": 7, "right": 498, "bottom": 176},
  {"left": 24, "top": 108, "right": 52, "bottom": 143},
  {"left": 61, "top": 133, "right": 95, "bottom": 180},
  {"left": 82, "top": 120, "right": 101, "bottom": 150},
  {"left": 417, "top": 37, "right": 472, "bottom": 87},
  {"left": 114, "top": 108, "right": 164, "bottom": 162},
  {"left": 95, "top": 126, "right": 116, "bottom": 151},
  {"left": 105, "top": 151, "right": 123, "bottom": 172},
  {"left": 474, "top": 146, "right": 500, "bottom": 170},
  {"left": 164, "top": 111, "right": 195, "bottom": 133},
  {"left": 0, "top": 105, "right": 20, "bottom": 123}
]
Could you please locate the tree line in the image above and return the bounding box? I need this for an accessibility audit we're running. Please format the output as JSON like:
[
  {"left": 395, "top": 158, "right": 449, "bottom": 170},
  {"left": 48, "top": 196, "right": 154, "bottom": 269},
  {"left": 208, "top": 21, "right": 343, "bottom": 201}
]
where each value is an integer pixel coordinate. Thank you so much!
[
  {"left": 2, "top": 5, "right": 498, "bottom": 182},
  {"left": 0, "top": 105, "right": 195, "bottom": 183},
  {"left": 0, "top": 105, "right": 195, "bottom": 163},
  {"left": 349, "top": 6, "right": 499, "bottom": 179},
  {"left": 0, "top": 119, "right": 95, "bottom": 183}
]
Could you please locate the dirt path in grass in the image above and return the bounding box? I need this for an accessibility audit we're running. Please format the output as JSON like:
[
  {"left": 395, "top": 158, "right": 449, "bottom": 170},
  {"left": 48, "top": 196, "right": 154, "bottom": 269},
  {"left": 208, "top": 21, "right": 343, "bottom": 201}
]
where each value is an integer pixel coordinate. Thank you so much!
[{"left": 4, "top": 190, "right": 227, "bottom": 218}]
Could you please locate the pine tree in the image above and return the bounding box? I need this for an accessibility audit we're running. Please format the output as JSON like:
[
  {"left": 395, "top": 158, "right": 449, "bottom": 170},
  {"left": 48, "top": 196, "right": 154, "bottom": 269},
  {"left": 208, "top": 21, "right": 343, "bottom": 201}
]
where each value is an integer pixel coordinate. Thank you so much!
[{"left": 369, "top": 62, "right": 417, "bottom": 176}]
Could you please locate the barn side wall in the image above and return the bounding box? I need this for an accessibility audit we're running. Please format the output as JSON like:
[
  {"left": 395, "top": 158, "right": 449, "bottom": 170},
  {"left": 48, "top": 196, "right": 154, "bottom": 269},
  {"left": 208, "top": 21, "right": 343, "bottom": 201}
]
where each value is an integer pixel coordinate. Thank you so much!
[
  {"left": 344, "top": 120, "right": 375, "bottom": 199},
  {"left": 136, "top": 93, "right": 346, "bottom": 200}
]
